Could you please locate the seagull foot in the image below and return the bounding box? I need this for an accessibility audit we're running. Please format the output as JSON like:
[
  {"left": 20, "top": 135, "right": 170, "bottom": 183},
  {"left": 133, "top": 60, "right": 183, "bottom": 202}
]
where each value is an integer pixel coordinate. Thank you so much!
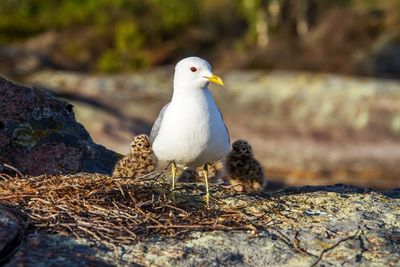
[{"left": 203, "top": 193, "right": 210, "bottom": 206}]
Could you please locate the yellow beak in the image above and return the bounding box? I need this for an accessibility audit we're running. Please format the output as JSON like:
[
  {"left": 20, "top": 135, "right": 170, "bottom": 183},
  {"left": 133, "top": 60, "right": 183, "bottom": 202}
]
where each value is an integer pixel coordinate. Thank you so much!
[{"left": 206, "top": 74, "right": 224, "bottom": 86}]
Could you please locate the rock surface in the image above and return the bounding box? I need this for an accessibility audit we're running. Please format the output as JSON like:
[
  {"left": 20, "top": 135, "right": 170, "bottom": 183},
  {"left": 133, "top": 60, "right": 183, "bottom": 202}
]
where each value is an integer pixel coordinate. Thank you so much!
[
  {"left": 0, "top": 206, "right": 24, "bottom": 266},
  {"left": 3, "top": 183, "right": 399, "bottom": 266},
  {"left": 0, "top": 76, "right": 119, "bottom": 175}
]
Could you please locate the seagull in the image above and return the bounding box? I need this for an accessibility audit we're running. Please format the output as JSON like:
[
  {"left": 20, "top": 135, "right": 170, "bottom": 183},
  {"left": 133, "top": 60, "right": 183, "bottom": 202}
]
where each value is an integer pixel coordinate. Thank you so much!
[{"left": 149, "top": 57, "right": 231, "bottom": 203}]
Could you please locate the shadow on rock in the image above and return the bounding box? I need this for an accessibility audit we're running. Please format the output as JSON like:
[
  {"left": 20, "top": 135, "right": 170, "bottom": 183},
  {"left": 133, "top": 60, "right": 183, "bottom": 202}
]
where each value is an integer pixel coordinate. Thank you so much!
[
  {"left": 260, "top": 183, "right": 400, "bottom": 200},
  {"left": 0, "top": 205, "right": 26, "bottom": 266}
]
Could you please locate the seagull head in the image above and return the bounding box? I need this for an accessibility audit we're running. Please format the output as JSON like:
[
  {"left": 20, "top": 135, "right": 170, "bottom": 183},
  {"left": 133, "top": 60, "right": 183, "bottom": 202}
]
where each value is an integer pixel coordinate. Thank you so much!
[{"left": 173, "top": 57, "right": 223, "bottom": 90}]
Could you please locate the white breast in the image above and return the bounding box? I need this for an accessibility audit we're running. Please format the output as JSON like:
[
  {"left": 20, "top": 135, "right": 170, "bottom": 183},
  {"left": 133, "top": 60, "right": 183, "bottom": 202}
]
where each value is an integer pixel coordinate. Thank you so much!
[{"left": 152, "top": 89, "right": 230, "bottom": 167}]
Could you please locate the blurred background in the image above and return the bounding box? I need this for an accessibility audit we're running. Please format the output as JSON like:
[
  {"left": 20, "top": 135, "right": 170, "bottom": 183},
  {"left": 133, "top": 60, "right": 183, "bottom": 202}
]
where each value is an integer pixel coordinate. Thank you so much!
[{"left": 1, "top": 0, "right": 399, "bottom": 189}]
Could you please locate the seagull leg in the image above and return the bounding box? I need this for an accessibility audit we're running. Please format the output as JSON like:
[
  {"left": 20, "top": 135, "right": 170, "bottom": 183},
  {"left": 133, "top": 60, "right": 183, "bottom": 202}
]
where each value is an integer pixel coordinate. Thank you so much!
[
  {"left": 202, "top": 164, "right": 210, "bottom": 205},
  {"left": 171, "top": 162, "right": 177, "bottom": 190}
]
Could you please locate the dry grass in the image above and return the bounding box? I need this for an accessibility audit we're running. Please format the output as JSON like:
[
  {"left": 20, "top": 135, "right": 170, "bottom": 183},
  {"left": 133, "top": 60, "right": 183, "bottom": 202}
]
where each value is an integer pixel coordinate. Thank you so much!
[{"left": 0, "top": 173, "right": 268, "bottom": 253}]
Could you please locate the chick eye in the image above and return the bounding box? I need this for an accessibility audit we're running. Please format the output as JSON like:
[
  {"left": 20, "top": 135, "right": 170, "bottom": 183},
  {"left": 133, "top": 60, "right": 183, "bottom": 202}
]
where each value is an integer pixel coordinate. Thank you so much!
[{"left": 190, "top": 67, "right": 197, "bottom": 72}]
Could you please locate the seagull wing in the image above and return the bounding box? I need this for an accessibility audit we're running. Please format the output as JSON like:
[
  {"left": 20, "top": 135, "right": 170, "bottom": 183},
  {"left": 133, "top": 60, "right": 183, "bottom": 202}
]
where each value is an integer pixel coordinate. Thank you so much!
[
  {"left": 217, "top": 106, "right": 230, "bottom": 143},
  {"left": 149, "top": 103, "right": 170, "bottom": 145}
]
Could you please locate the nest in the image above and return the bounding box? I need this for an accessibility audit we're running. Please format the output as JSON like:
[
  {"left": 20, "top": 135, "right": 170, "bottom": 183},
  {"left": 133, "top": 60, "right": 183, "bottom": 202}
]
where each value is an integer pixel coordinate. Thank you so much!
[{"left": 0, "top": 172, "right": 272, "bottom": 253}]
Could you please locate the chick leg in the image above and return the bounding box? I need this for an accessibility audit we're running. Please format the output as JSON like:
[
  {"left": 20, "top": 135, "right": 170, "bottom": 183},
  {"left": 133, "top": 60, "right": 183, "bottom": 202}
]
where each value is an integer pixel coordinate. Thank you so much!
[
  {"left": 202, "top": 164, "right": 210, "bottom": 204},
  {"left": 171, "top": 162, "right": 177, "bottom": 190}
]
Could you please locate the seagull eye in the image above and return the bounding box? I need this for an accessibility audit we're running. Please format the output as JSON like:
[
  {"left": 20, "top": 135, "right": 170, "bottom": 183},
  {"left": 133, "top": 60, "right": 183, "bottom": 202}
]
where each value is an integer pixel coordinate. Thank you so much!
[{"left": 190, "top": 67, "right": 197, "bottom": 72}]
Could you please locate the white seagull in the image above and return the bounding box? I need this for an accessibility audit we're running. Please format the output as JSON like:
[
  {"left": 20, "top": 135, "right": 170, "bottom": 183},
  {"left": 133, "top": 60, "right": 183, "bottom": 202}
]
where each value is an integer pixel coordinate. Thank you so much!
[{"left": 150, "top": 57, "right": 231, "bottom": 203}]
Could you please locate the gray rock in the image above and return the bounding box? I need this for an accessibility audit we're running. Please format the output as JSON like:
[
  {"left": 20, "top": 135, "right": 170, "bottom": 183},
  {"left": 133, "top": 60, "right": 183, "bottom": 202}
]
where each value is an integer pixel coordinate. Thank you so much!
[
  {"left": 0, "top": 76, "right": 119, "bottom": 175},
  {"left": 5, "top": 184, "right": 400, "bottom": 266},
  {"left": 5, "top": 234, "right": 115, "bottom": 267},
  {"left": 0, "top": 205, "right": 24, "bottom": 265}
]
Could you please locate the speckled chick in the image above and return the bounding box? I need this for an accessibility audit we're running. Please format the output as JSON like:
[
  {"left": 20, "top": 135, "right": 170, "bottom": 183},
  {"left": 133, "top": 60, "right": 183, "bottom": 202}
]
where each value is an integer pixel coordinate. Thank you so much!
[
  {"left": 178, "top": 160, "right": 224, "bottom": 183},
  {"left": 112, "top": 134, "right": 156, "bottom": 178},
  {"left": 223, "top": 140, "right": 267, "bottom": 192}
]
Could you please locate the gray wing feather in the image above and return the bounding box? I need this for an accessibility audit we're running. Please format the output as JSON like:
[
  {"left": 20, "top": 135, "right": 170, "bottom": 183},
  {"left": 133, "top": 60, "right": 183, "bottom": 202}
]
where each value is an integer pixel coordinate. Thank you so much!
[
  {"left": 217, "top": 106, "right": 230, "bottom": 143},
  {"left": 149, "top": 103, "right": 170, "bottom": 145}
]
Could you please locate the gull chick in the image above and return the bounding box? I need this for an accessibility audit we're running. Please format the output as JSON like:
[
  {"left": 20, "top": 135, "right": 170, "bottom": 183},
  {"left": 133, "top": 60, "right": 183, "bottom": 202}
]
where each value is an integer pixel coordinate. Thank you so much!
[
  {"left": 112, "top": 134, "right": 156, "bottom": 178},
  {"left": 150, "top": 57, "right": 230, "bottom": 203},
  {"left": 224, "top": 140, "right": 266, "bottom": 192},
  {"left": 179, "top": 160, "right": 225, "bottom": 183}
]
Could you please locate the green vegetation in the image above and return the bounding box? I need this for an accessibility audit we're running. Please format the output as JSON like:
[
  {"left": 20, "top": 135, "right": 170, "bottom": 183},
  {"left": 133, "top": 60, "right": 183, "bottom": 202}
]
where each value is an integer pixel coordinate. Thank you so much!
[
  {"left": 0, "top": 0, "right": 399, "bottom": 72},
  {"left": 0, "top": 0, "right": 201, "bottom": 72}
]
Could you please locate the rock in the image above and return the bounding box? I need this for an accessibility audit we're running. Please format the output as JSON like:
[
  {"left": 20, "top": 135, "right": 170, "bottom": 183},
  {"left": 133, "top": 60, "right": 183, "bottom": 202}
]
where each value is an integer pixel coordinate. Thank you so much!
[
  {"left": 5, "top": 234, "right": 114, "bottom": 267},
  {"left": 0, "top": 206, "right": 24, "bottom": 265},
  {"left": 4, "top": 182, "right": 400, "bottom": 266},
  {"left": 0, "top": 76, "right": 119, "bottom": 175}
]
